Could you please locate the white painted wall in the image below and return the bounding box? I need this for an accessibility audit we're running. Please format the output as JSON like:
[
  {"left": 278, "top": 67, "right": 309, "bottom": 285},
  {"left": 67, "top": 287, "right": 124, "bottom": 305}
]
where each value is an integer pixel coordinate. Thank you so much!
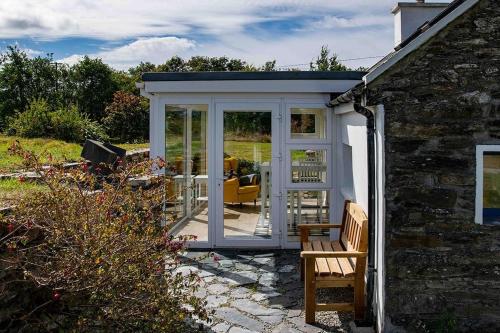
[
  {"left": 335, "top": 104, "right": 385, "bottom": 332},
  {"left": 393, "top": 4, "right": 449, "bottom": 46},
  {"left": 334, "top": 105, "right": 368, "bottom": 223}
]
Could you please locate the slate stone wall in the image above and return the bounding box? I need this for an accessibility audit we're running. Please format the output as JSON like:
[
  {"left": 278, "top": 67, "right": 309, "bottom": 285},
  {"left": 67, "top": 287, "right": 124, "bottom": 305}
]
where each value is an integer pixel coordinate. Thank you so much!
[{"left": 366, "top": 0, "right": 500, "bottom": 331}]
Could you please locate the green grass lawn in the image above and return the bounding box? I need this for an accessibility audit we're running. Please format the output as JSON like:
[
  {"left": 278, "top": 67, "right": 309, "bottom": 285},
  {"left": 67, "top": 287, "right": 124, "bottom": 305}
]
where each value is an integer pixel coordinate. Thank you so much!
[
  {"left": 0, "top": 135, "right": 149, "bottom": 172},
  {"left": 164, "top": 138, "right": 309, "bottom": 171},
  {"left": 165, "top": 138, "right": 273, "bottom": 163},
  {"left": 224, "top": 141, "right": 272, "bottom": 161}
]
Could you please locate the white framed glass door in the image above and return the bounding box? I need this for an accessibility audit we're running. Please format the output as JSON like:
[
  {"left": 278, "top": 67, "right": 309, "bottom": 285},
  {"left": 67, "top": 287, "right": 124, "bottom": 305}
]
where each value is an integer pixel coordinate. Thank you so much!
[
  {"left": 164, "top": 103, "right": 211, "bottom": 246},
  {"left": 214, "top": 102, "right": 281, "bottom": 247}
]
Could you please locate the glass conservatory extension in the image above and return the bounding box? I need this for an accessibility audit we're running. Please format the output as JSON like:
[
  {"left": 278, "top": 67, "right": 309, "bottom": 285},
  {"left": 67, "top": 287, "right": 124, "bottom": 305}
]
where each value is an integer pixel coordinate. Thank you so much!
[{"left": 138, "top": 71, "right": 367, "bottom": 248}]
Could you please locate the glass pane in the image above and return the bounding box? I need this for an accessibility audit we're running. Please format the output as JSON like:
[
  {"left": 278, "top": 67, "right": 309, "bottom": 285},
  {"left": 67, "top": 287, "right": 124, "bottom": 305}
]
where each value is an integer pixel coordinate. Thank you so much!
[
  {"left": 290, "top": 108, "right": 326, "bottom": 139},
  {"left": 290, "top": 149, "right": 327, "bottom": 184},
  {"left": 483, "top": 152, "right": 500, "bottom": 225},
  {"left": 166, "top": 104, "right": 209, "bottom": 241},
  {"left": 223, "top": 111, "right": 272, "bottom": 239},
  {"left": 287, "top": 190, "right": 330, "bottom": 242}
]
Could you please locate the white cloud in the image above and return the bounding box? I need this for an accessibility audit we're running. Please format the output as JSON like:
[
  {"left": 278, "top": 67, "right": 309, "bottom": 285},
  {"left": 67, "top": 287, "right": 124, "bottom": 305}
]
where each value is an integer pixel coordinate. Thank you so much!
[
  {"left": 59, "top": 54, "right": 83, "bottom": 66},
  {"left": 197, "top": 28, "right": 394, "bottom": 70},
  {"left": 4, "top": 0, "right": 451, "bottom": 70},
  {"left": 23, "top": 47, "right": 43, "bottom": 58},
  {"left": 305, "top": 14, "right": 393, "bottom": 30},
  {"left": 0, "top": 42, "right": 43, "bottom": 58},
  {"left": 59, "top": 26, "right": 393, "bottom": 71},
  {"left": 0, "top": 0, "right": 401, "bottom": 40},
  {"left": 59, "top": 37, "right": 196, "bottom": 69}
]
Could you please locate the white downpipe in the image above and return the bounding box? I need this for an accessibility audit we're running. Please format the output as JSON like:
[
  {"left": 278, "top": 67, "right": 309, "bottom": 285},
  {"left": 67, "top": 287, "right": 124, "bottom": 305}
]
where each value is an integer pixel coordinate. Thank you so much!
[{"left": 374, "top": 104, "right": 386, "bottom": 333}]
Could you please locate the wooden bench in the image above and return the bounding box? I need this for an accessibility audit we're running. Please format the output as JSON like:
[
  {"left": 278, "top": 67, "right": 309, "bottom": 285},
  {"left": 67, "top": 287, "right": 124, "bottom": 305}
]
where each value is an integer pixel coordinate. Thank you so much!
[{"left": 299, "top": 200, "right": 368, "bottom": 323}]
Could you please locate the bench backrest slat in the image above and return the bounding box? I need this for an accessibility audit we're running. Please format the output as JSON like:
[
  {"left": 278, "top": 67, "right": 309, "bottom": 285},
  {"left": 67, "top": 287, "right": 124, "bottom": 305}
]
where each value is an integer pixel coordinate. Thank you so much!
[{"left": 340, "top": 200, "right": 368, "bottom": 253}]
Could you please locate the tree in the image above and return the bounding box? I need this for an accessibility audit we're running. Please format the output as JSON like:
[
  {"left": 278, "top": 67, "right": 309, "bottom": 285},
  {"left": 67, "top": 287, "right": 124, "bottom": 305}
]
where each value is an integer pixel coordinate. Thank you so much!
[
  {"left": 261, "top": 60, "right": 277, "bottom": 72},
  {"left": 70, "top": 56, "right": 117, "bottom": 121},
  {"left": 112, "top": 70, "right": 137, "bottom": 95},
  {"left": 157, "top": 56, "right": 186, "bottom": 72},
  {"left": 185, "top": 56, "right": 248, "bottom": 72},
  {"left": 0, "top": 47, "right": 66, "bottom": 129},
  {"left": 310, "top": 45, "right": 348, "bottom": 71},
  {"left": 0, "top": 42, "right": 280, "bottom": 137},
  {"left": 129, "top": 61, "right": 158, "bottom": 77},
  {"left": 102, "top": 91, "right": 149, "bottom": 142},
  {"left": 227, "top": 58, "right": 246, "bottom": 71},
  {"left": 0, "top": 46, "right": 31, "bottom": 128},
  {"left": 355, "top": 66, "right": 370, "bottom": 72}
]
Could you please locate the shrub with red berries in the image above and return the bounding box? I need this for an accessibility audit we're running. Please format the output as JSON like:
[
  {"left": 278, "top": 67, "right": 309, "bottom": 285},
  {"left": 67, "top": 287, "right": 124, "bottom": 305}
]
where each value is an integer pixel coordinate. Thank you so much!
[{"left": 1, "top": 142, "right": 208, "bottom": 332}]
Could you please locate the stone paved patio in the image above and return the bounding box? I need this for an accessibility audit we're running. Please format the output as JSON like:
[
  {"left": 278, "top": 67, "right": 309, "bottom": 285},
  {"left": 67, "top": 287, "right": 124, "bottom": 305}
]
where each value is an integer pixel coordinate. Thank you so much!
[{"left": 180, "top": 250, "right": 353, "bottom": 333}]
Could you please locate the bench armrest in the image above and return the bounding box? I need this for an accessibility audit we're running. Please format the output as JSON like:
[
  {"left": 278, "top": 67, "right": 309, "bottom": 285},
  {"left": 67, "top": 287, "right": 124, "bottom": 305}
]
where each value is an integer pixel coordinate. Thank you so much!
[
  {"left": 298, "top": 224, "right": 342, "bottom": 229},
  {"left": 300, "top": 251, "right": 368, "bottom": 259},
  {"left": 298, "top": 224, "right": 342, "bottom": 243}
]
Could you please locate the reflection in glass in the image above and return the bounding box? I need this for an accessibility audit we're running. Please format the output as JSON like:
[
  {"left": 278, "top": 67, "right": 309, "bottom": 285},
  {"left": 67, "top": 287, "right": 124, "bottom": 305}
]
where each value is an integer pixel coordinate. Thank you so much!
[
  {"left": 290, "top": 108, "right": 326, "bottom": 139},
  {"left": 483, "top": 152, "right": 500, "bottom": 225},
  {"left": 290, "top": 149, "right": 327, "bottom": 184},
  {"left": 287, "top": 190, "right": 329, "bottom": 242},
  {"left": 165, "top": 104, "right": 209, "bottom": 240},
  {"left": 223, "top": 111, "right": 272, "bottom": 239}
]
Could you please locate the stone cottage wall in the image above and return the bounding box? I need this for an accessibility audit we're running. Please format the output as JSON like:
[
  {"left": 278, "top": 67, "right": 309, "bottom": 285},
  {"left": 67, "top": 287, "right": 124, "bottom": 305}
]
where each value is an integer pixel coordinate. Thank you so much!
[{"left": 366, "top": 0, "right": 500, "bottom": 331}]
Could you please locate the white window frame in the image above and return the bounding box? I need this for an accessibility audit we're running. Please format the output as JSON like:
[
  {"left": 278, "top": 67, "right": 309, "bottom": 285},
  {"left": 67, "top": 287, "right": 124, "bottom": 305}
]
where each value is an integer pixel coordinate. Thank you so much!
[
  {"left": 285, "top": 144, "right": 332, "bottom": 189},
  {"left": 475, "top": 144, "right": 500, "bottom": 225},
  {"left": 285, "top": 103, "right": 331, "bottom": 144},
  {"left": 214, "top": 102, "right": 282, "bottom": 248},
  {"left": 161, "top": 97, "right": 213, "bottom": 248}
]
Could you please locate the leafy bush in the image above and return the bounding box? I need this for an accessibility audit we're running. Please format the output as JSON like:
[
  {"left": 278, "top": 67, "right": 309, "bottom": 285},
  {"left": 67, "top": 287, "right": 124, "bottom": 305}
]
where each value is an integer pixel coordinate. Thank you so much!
[
  {"left": 49, "top": 105, "right": 86, "bottom": 142},
  {"left": 237, "top": 158, "right": 260, "bottom": 176},
  {"left": 8, "top": 99, "right": 108, "bottom": 142},
  {"left": 8, "top": 98, "right": 51, "bottom": 138},
  {"left": 50, "top": 106, "right": 108, "bottom": 142},
  {"left": 80, "top": 117, "right": 109, "bottom": 142},
  {"left": 103, "top": 91, "right": 149, "bottom": 143},
  {"left": 1, "top": 144, "right": 210, "bottom": 332}
]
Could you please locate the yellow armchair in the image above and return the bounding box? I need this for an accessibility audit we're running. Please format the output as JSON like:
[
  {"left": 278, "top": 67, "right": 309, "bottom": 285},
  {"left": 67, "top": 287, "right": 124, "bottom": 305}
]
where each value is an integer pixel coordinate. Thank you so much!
[
  {"left": 224, "top": 177, "right": 260, "bottom": 206},
  {"left": 223, "top": 157, "right": 239, "bottom": 173}
]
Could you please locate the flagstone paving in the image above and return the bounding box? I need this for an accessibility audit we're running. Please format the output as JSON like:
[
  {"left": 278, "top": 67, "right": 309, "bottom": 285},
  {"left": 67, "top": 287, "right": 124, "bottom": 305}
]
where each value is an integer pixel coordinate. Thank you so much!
[{"left": 180, "top": 250, "right": 353, "bottom": 333}]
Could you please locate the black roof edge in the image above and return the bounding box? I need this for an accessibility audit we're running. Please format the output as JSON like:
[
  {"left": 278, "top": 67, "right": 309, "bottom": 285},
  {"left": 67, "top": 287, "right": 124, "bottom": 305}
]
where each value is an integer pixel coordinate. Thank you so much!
[
  {"left": 396, "top": 0, "right": 466, "bottom": 50},
  {"left": 141, "top": 71, "right": 367, "bottom": 82},
  {"left": 328, "top": 83, "right": 365, "bottom": 106}
]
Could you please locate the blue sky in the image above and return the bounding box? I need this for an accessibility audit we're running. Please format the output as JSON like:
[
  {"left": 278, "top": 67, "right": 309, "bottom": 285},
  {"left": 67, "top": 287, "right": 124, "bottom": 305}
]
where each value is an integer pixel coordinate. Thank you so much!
[{"left": 0, "top": 0, "right": 451, "bottom": 70}]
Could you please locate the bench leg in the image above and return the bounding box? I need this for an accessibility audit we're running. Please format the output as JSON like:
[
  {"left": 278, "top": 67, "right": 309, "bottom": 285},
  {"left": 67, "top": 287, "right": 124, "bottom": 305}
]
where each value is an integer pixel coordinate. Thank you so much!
[
  {"left": 354, "top": 275, "right": 366, "bottom": 320},
  {"left": 304, "top": 258, "right": 316, "bottom": 324},
  {"left": 300, "top": 257, "right": 304, "bottom": 281}
]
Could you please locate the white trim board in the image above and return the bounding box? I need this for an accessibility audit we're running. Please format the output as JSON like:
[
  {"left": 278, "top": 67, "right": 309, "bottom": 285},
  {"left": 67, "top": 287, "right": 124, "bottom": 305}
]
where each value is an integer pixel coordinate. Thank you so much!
[
  {"left": 144, "top": 79, "right": 361, "bottom": 94},
  {"left": 364, "top": 0, "right": 480, "bottom": 85}
]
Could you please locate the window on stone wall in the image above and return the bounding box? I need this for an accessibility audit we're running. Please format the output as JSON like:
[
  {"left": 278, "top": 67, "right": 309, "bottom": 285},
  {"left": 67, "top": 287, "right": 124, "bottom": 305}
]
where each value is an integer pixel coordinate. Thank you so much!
[{"left": 476, "top": 145, "right": 500, "bottom": 225}]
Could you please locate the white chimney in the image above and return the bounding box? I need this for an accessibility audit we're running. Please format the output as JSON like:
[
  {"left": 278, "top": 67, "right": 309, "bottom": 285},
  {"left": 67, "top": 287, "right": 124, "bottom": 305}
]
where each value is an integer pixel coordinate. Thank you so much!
[{"left": 392, "top": 1, "right": 449, "bottom": 46}]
